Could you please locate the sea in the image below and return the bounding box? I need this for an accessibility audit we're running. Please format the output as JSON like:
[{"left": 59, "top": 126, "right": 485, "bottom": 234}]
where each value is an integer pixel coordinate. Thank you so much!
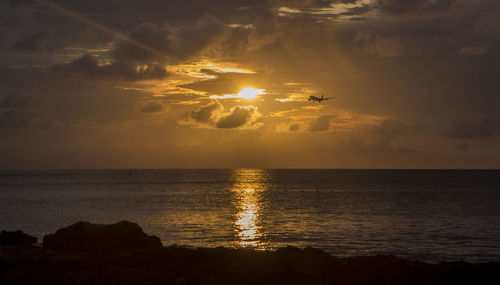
[{"left": 1, "top": 169, "right": 499, "bottom": 263}]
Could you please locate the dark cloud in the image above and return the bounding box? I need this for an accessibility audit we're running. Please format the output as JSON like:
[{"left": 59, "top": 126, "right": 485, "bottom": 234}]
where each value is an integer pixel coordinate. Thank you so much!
[
  {"left": 215, "top": 105, "right": 261, "bottom": 129},
  {"left": 289, "top": 123, "right": 300, "bottom": 131},
  {"left": 52, "top": 54, "right": 168, "bottom": 81},
  {"left": 337, "top": 0, "right": 360, "bottom": 4},
  {"left": 222, "top": 26, "right": 253, "bottom": 56},
  {"left": 375, "top": 0, "right": 456, "bottom": 14},
  {"left": 111, "top": 22, "right": 173, "bottom": 62},
  {"left": 1, "top": 1, "right": 230, "bottom": 75},
  {"left": 0, "top": 93, "right": 39, "bottom": 109},
  {"left": 48, "top": 12, "right": 225, "bottom": 81},
  {"left": 308, "top": 116, "right": 332, "bottom": 132},
  {"left": 446, "top": 118, "right": 496, "bottom": 139},
  {"left": 344, "top": 119, "right": 421, "bottom": 155},
  {"left": 367, "top": 139, "right": 418, "bottom": 154},
  {"left": 189, "top": 101, "right": 223, "bottom": 124},
  {"left": 342, "top": 136, "right": 418, "bottom": 155},
  {"left": 353, "top": 33, "right": 406, "bottom": 57},
  {"left": 111, "top": 14, "right": 225, "bottom": 63},
  {"left": 0, "top": 93, "right": 49, "bottom": 130},
  {"left": 7, "top": 32, "right": 49, "bottom": 52},
  {"left": 108, "top": 60, "right": 168, "bottom": 80},
  {"left": 139, "top": 102, "right": 163, "bottom": 113},
  {"left": 377, "top": 119, "right": 420, "bottom": 140},
  {"left": 175, "top": 14, "right": 226, "bottom": 58},
  {"left": 0, "top": 109, "right": 32, "bottom": 129},
  {"left": 51, "top": 55, "right": 102, "bottom": 77},
  {"left": 42, "top": 0, "right": 268, "bottom": 23},
  {"left": 454, "top": 143, "right": 469, "bottom": 151},
  {"left": 339, "top": 5, "right": 373, "bottom": 17},
  {"left": 326, "top": 0, "right": 500, "bottom": 61},
  {"left": 267, "top": 0, "right": 333, "bottom": 8},
  {"left": 459, "top": 46, "right": 487, "bottom": 56}
]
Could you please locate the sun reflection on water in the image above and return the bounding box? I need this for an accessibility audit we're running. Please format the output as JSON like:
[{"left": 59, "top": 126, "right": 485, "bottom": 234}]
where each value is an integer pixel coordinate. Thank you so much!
[{"left": 231, "top": 169, "right": 269, "bottom": 249}]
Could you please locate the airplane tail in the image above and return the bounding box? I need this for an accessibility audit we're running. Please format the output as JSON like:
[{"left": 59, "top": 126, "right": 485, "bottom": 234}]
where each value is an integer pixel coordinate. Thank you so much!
[{"left": 321, "top": 94, "right": 324, "bottom": 100}]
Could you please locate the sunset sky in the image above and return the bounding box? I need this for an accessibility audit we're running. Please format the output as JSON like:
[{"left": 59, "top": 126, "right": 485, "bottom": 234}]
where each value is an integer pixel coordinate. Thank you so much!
[{"left": 1, "top": 0, "right": 499, "bottom": 169}]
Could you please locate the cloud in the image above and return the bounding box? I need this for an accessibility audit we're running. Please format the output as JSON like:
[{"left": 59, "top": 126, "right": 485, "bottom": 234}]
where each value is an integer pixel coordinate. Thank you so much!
[
  {"left": 446, "top": 118, "right": 496, "bottom": 138},
  {"left": 0, "top": 93, "right": 50, "bottom": 130},
  {"left": 268, "top": 0, "right": 335, "bottom": 8},
  {"left": 0, "top": 109, "right": 32, "bottom": 129},
  {"left": 46, "top": 13, "right": 226, "bottom": 81},
  {"left": 366, "top": 138, "right": 418, "bottom": 154},
  {"left": 355, "top": 32, "right": 406, "bottom": 57},
  {"left": 274, "top": 0, "right": 457, "bottom": 19},
  {"left": 215, "top": 105, "right": 262, "bottom": 129},
  {"left": 459, "top": 46, "right": 487, "bottom": 56},
  {"left": 377, "top": 119, "right": 420, "bottom": 140},
  {"left": 112, "top": 14, "right": 225, "bottom": 63},
  {"left": 28, "top": 8, "right": 225, "bottom": 81},
  {"left": 342, "top": 135, "right": 418, "bottom": 155},
  {"left": 308, "top": 115, "right": 333, "bottom": 132},
  {"left": 188, "top": 100, "right": 223, "bottom": 124},
  {"left": 176, "top": 14, "right": 226, "bottom": 57},
  {"left": 343, "top": 119, "right": 421, "bottom": 154},
  {"left": 274, "top": 0, "right": 375, "bottom": 23},
  {"left": 179, "top": 69, "right": 260, "bottom": 95},
  {"left": 186, "top": 101, "right": 262, "bottom": 129},
  {"left": 111, "top": 22, "right": 173, "bottom": 62},
  {"left": 289, "top": 123, "right": 300, "bottom": 131},
  {"left": 8, "top": 32, "right": 49, "bottom": 52},
  {"left": 454, "top": 143, "right": 469, "bottom": 151},
  {"left": 0, "top": 93, "right": 39, "bottom": 109},
  {"left": 52, "top": 55, "right": 102, "bottom": 77},
  {"left": 138, "top": 102, "right": 163, "bottom": 113},
  {"left": 52, "top": 54, "right": 168, "bottom": 81},
  {"left": 374, "top": 0, "right": 456, "bottom": 14}
]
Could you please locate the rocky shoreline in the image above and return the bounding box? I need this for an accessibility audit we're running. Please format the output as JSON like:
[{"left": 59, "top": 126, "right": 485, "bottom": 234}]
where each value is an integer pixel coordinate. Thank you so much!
[{"left": 1, "top": 221, "right": 499, "bottom": 284}]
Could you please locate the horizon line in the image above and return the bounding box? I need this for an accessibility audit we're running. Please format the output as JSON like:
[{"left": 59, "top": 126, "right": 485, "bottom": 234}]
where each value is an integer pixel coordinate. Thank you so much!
[{"left": 1, "top": 168, "right": 499, "bottom": 171}]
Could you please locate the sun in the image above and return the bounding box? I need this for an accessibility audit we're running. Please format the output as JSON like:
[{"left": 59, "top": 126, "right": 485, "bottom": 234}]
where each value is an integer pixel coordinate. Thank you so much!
[{"left": 237, "top": 87, "right": 264, "bottom": 100}]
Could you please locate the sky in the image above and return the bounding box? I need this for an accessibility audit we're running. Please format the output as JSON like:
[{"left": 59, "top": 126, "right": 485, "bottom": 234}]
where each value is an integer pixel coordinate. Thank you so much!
[{"left": 1, "top": 0, "right": 499, "bottom": 169}]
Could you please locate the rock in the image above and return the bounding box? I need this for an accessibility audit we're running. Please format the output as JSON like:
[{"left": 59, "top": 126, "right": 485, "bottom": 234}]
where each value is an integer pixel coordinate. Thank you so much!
[
  {"left": 42, "top": 221, "right": 162, "bottom": 252},
  {"left": 0, "top": 230, "right": 37, "bottom": 246},
  {"left": 2, "top": 241, "right": 500, "bottom": 284}
]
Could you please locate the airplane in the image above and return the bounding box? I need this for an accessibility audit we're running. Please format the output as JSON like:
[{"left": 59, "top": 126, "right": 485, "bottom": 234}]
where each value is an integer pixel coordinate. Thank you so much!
[{"left": 308, "top": 94, "right": 335, "bottom": 103}]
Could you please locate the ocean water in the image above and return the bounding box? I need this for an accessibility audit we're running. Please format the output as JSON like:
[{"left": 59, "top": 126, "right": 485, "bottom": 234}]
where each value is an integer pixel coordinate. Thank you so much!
[{"left": 1, "top": 169, "right": 499, "bottom": 263}]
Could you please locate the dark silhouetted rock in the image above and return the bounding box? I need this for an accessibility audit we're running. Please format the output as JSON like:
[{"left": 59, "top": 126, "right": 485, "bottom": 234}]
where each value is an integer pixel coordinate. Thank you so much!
[
  {"left": 0, "top": 230, "right": 37, "bottom": 246},
  {"left": 42, "top": 221, "right": 162, "bottom": 252},
  {"left": 2, "top": 245, "right": 499, "bottom": 285},
  {"left": 2, "top": 222, "right": 499, "bottom": 284},
  {"left": 0, "top": 222, "right": 500, "bottom": 285}
]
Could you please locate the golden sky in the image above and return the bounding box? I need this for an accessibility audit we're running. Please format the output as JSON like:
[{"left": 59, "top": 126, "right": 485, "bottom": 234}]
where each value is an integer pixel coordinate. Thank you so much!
[{"left": 1, "top": 0, "right": 499, "bottom": 168}]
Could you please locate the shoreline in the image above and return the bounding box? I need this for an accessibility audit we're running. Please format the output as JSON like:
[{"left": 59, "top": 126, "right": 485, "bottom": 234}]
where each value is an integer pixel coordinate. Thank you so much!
[
  {"left": 1, "top": 221, "right": 500, "bottom": 284},
  {"left": 2, "top": 244, "right": 499, "bottom": 284}
]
